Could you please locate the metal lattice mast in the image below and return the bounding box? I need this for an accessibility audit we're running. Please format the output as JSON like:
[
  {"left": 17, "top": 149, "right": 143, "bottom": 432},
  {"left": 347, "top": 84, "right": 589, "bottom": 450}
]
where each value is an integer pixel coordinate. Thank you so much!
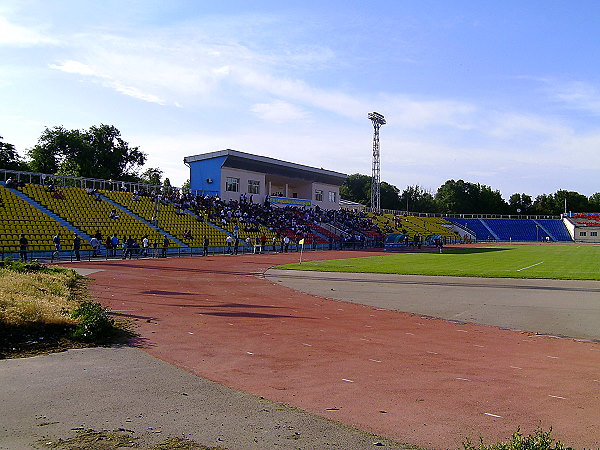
[{"left": 368, "top": 112, "right": 386, "bottom": 212}]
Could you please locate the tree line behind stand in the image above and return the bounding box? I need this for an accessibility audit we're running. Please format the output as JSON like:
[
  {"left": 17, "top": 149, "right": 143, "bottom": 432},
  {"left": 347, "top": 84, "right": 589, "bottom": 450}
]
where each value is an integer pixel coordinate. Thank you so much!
[{"left": 340, "top": 174, "right": 600, "bottom": 216}]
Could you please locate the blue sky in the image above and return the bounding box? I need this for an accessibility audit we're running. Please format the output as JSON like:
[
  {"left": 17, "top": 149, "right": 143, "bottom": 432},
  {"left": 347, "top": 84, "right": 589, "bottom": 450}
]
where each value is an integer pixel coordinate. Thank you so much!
[{"left": 1, "top": 0, "right": 599, "bottom": 198}]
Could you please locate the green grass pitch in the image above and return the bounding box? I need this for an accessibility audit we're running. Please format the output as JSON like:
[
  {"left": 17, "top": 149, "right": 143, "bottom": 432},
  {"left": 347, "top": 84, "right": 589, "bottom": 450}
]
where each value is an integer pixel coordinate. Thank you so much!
[{"left": 280, "top": 245, "right": 600, "bottom": 280}]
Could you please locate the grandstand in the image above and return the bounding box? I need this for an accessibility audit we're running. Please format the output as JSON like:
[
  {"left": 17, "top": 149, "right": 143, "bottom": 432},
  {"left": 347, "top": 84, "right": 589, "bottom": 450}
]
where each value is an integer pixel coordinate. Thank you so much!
[
  {"left": 0, "top": 185, "right": 84, "bottom": 254},
  {"left": 447, "top": 217, "right": 573, "bottom": 242},
  {"left": 0, "top": 167, "right": 584, "bottom": 261}
]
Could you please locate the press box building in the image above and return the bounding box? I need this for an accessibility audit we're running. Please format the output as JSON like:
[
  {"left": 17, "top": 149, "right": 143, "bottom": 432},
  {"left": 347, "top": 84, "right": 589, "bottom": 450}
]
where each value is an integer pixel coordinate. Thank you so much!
[{"left": 183, "top": 149, "right": 347, "bottom": 210}]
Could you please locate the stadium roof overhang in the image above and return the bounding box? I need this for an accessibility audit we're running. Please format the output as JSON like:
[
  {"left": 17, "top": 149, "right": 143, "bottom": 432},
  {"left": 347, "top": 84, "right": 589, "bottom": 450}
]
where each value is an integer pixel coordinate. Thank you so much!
[{"left": 184, "top": 149, "right": 347, "bottom": 186}]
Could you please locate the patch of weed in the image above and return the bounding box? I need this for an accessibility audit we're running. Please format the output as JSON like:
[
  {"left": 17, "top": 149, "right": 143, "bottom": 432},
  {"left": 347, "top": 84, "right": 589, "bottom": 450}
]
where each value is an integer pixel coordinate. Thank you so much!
[{"left": 463, "top": 426, "right": 572, "bottom": 450}]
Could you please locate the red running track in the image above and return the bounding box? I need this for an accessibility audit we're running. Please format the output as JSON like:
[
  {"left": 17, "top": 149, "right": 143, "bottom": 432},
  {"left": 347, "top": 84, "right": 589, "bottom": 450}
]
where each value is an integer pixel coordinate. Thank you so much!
[{"left": 73, "top": 251, "right": 600, "bottom": 448}]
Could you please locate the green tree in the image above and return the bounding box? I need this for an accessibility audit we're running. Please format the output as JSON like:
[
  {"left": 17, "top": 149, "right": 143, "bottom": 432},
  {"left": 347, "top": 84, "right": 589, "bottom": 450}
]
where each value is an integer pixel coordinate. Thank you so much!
[
  {"left": 435, "top": 179, "right": 471, "bottom": 213},
  {"left": 181, "top": 179, "right": 190, "bottom": 192},
  {"left": 163, "top": 177, "right": 171, "bottom": 187},
  {"left": 340, "top": 173, "right": 371, "bottom": 205},
  {"left": 435, "top": 179, "right": 508, "bottom": 214},
  {"left": 27, "top": 124, "right": 146, "bottom": 180},
  {"left": 509, "top": 193, "right": 533, "bottom": 214},
  {"left": 139, "top": 167, "right": 163, "bottom": 185},
  {"left": 380, "top": 181, "right": 401, "bottom": 210},
  {"left": 0, "top": 136, "right": 27, "bottom": 170},
  {"left": 589, "top": 192, "right": 600, "bottom": 211},
  {"left": 532, "top": 190, "right": 589, "bottom": 215},
  {"left": 400, "top": 185, "right": 437, "bottom": 212}
]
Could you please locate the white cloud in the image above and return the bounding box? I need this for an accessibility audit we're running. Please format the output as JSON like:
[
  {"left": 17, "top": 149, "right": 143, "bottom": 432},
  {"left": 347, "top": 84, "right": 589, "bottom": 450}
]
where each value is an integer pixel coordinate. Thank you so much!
[
  {"left": 0, "top": 16, "right": 56, "bottom": 46},
  {"left": 251, "top": 100, "right": 309, "bottom": 123},
  {"left": 49, "top": 60, "right": 96, "bottom": 76},
  {"left": 552, "top": 81, "right": 600, "bottom": 115}
]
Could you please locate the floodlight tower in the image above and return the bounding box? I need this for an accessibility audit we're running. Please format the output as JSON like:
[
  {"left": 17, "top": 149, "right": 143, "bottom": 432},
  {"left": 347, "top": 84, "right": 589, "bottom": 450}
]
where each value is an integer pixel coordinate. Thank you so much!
[{"left": 368, "top": 111, "right": 386, "bottom": 212}]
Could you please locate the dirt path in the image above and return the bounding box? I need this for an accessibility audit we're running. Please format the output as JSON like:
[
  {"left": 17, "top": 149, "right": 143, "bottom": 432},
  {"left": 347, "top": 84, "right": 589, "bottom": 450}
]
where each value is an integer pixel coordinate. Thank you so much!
[{"left": 60, "top": 251, "right": 600, "bottom": 448}]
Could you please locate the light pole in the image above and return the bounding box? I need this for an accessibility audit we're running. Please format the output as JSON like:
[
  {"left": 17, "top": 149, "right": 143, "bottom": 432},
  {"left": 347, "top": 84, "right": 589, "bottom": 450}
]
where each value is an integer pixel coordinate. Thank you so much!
[{"left": 368, "top": 112, "right": 386, "bottom": 213}]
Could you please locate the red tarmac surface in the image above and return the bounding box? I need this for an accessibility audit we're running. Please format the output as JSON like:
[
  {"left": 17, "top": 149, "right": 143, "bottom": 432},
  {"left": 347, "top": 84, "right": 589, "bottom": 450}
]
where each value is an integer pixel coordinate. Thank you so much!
[{"left": 74, "top": 251, "right": 600, "bottom": 449}]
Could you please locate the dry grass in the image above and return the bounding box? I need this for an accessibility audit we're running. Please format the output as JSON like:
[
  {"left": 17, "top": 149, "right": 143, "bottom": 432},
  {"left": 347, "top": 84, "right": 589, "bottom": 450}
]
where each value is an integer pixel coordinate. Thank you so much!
[{"left": 0, "top": 269, "right": 79, "bottom": 327}]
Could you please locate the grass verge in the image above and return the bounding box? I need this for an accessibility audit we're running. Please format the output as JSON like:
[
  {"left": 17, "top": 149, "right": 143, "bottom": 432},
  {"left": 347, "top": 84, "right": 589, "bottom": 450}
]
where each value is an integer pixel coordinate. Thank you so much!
[{"left": 0, "top": 257, "right": 132, "bottom": 359}]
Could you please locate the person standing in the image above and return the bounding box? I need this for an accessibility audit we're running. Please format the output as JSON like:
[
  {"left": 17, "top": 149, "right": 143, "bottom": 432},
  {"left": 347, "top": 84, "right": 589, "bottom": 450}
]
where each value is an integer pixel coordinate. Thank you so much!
[
  {"left": 161, "top": 235, "right": 169, "bottom": 258},
  {"left": 226, "top": 235, "right": 233, "bottom": 254},
  {"left": 110, "top": 233, "right": 119, "bottom": 257},
  {"left": 203, "top": 235, "right": 209, "bottom": 256},
  {"left": 19, "top": 234, "right": 28, "bottom": 262},
  {"left": 90, "top": 235, "right": 100, "bottom": 257},
  {"left": 260, "top": 233, "right": 267, "bottom": 252},
  {"left": 142, "top": 235, "right": 149, "bottom": 257},
  {"left": 52, "top": 233, "right": 61, "bottom": 260},
  {"left": 234, "top": 237, "right": 239, "bottom": 255},
  {"left": 283, "top": 235, "right": 290, "bottom": 253},
  {"left": 72, "top": 234, "right": 81, "bottom": 261}
]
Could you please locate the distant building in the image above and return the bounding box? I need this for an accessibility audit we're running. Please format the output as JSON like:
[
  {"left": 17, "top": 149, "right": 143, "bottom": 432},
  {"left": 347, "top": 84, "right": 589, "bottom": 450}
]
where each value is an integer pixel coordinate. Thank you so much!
[{"left": 184, "top": 149, "right": 347, "bottom": 209}]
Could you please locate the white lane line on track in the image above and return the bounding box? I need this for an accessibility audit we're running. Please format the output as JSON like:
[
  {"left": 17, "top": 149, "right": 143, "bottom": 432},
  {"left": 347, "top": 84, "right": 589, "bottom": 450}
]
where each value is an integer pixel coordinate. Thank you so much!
[
  {"left": 484, "top": 413, "right": 502, "bottom": 418},
  {"left": 456, "top": 377, "right": 471, "bottom": 381},
  {"left": 342, "top": 378, "right": 354, "bottom": 383},
  {"left": 369, "top": 359, "right": 382, "bottom": 363},
  {"left": 302, "top": 343, "right": 312, "bottom": 347},
  {"left": 517, "top": 261, "right": 544, "bottom": 272},
  {"left": 548, "top": 395, "right": 566, "bottom": 399},
  {"left": 510, "top": 366, "right": 523, "bottom": 370},
  {"left": 546, "top": 355, "right": 559, "bottom": 359},
  {"left": 426, "top": 351, "right": 438, "bottom": 355}
]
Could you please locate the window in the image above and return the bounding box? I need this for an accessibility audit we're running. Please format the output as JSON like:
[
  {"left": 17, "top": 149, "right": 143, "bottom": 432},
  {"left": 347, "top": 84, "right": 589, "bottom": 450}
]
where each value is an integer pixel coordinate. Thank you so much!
[
  {"left": 580, "top": 231, "right": 587, "bottom": 236},
  {"left": 328, "top": 191, "right": 336, "bottom": 202},
  {"left": 315, "top": 190, "right": 323, "bottom": 201},
  {"left": 226, "top": 177, "right": 239, "bottom": 192},
  {"left": 248, "top": 180, "right": 260, "bottom": 194},
  {"left": 591, "top": 232, "right": 598, "bottom": 237}
]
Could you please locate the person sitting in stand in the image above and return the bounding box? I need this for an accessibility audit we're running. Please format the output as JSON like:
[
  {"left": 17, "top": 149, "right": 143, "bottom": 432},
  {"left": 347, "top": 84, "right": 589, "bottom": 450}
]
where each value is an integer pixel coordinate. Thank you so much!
[
  {"left": 183, "top": 230, "right": 193, "bottom": 240},
  {"left": 51, "top": 190, "right": 65, "bottom": 199},
  {"left": 109, "top": 209, "right": 119, "bottom": 220},
  {"left": 5, "top": 178, "right": 14, "bottom": 188}
]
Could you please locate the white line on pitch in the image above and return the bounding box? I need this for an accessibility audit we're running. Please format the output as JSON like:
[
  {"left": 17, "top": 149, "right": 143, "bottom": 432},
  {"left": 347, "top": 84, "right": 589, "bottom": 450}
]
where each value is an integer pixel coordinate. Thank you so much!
[
  {"left": 517, "top": 261, "right": 544, "bottom": 271},
  {"left": 548, "top": 395, "right": 566, "bottom": 399},
  {"left": 484, "top": 413, "right": 502, "bottom": 418},
  {"left": 342, "top": 378, "right": 354, "bottom": 383}
]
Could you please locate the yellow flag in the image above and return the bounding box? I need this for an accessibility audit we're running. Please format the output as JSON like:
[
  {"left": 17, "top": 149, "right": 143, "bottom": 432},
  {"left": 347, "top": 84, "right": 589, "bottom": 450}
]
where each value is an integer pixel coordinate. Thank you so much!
[{"left": 299, "top": 239, "right": 305, "bottom": 245}]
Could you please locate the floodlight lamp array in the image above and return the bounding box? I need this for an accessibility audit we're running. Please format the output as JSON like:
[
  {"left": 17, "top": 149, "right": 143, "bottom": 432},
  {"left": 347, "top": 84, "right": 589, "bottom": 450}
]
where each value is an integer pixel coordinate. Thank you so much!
[{"left": 368, "top": 112, "right": 386, "bottom": 125}]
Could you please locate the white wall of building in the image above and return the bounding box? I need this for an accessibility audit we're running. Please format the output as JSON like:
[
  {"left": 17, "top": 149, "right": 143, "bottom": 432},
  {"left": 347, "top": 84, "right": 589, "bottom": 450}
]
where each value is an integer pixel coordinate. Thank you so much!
[{"left": 220, "top": 167, "right": 266, "bottom": 203}]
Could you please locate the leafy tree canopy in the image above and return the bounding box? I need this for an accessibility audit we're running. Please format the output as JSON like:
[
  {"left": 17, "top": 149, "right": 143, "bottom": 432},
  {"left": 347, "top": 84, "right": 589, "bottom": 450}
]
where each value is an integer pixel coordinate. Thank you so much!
[
  {"left": 0, "top": 135, "right": 27, "bottom": 171},
  {"left": 139, "top": 167, "right": 163, "bottom": 186},
  {"left": 27, "top": 125, "right": 146, "bottom": 180}
]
